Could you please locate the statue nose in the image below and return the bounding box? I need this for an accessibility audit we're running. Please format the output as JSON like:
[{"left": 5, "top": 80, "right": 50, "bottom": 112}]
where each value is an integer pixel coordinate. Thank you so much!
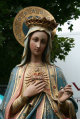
[{"left": 36, "top": 42, "right": 40, "bottom": 48}]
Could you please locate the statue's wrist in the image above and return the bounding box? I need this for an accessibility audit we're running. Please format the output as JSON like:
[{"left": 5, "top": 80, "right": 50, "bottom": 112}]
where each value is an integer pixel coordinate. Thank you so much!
[
  {"left": 58, "top": 98, "right": 65, "bottom": 105},
  {"left": 21, "top": 95, "right": 29, "bottom": 102}
]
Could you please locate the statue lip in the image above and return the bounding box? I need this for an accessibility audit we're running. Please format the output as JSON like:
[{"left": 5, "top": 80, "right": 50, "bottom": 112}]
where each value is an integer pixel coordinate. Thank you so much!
[{"left": 34, "top": 48, "right": 41, "bottom": 52}]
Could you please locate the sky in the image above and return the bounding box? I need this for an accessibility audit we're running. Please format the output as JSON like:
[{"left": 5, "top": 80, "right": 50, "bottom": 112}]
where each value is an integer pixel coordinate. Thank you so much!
[
  {"left": 57, "top": 16, "right": 80, "bottom": 33},
  {"left": 55, "top": 16, "right": 80, "bottom": 118}
]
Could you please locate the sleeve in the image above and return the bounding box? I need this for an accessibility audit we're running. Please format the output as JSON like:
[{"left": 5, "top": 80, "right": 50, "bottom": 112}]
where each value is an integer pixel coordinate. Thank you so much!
[
  {"left": 56, "top": 66, "right": 67, "bottom": 90},
  {"left": 0, "top": 66, "right": 19, "bottom": 118},
  {"left": 56, "top": 66, "right": 78, "bottom": 118}
]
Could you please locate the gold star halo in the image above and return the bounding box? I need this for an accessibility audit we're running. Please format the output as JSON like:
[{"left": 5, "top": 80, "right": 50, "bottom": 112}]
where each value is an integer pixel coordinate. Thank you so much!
[{"left": 13, "top": 6, "right": 57, "bottom": 47}]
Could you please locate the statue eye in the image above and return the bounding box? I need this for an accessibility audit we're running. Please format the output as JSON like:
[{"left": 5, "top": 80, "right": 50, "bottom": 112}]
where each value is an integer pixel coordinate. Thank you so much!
[
  {"left": 41, "top": 39, "right": 47, "bottom": 44},
  {"left": 33, "top": 37, "right": 38, "bottom": 42}
]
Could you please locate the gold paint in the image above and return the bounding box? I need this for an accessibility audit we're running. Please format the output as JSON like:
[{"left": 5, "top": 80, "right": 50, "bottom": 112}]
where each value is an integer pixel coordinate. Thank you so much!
[
  {"left": 13, "top": 6, "right": 57, "bottom": 47},
  {"left": 8, "top": 64, "right": 66, "bottom": 119},
  {"left": 11, "top": 65, "right": 27, "bottom": 97}
]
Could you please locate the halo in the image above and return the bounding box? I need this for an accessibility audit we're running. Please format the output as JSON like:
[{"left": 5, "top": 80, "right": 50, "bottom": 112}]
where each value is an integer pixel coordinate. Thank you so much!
[{"left": 13, "top": 6, "right": 56, "bottom": 47}]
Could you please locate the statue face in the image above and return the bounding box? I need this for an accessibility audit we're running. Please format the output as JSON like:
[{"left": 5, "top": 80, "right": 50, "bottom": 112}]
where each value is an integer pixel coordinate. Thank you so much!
[{"left": 30, "top": 31, "right": 48, "bottom": 57}]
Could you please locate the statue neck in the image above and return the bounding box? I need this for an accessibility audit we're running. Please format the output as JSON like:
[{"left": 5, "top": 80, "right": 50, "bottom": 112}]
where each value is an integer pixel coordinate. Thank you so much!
[{"left": 30, "top": 54, "right": 42, "bottom": 63}]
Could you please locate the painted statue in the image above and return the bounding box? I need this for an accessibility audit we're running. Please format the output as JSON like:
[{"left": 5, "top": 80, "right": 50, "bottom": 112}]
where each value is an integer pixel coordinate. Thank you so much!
[{"left": 0, "top": 6, "right": 78, "bottom": 119}]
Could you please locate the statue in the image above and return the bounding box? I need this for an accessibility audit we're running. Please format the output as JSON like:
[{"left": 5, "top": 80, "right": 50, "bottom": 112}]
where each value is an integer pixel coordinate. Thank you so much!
[{"left": 0, "top": 6, "right": 78, "bottom": 119}]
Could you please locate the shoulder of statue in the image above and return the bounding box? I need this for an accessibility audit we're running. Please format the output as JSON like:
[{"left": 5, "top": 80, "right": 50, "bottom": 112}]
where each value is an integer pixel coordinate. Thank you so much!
[
  {"left": 55, "top": 65, "right": 63, "bottom": 74},
  {"left": 9, "top": 64, "right": 28, "bottom": 83},
  {"left": 10, "top": 64, "right": 27, "bottom": 76},
  {"left": 17, "top": 64, "right": 27, "bottom": 74},
  {"left": 17, "top": 63, "right": 27, "bottom": 70},
  {"left": 11, "top": 65, "right": 19, "bottom": 74},
  {"left": 48, "top": 62, "right": 57, "bottom": 68},
  {"left": 47, "top": 63, "right": 62, "bottom": 74},
  {"left": 50, "top": 63, "right": 61, "bottom": 70}
]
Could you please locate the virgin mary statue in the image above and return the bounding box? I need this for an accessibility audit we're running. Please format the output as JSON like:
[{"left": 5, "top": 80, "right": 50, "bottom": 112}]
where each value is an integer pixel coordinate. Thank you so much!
[{"left": 0, "top": 6, "right": 78, "bottom": 119}]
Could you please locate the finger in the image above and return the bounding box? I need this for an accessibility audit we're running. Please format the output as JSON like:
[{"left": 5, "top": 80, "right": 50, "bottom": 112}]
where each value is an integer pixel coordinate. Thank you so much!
[
  {"left": 64, "top": 84, "right": 72, "bottom": 88},
  {"left": 34, "top": 80, "right": 44, "bottom": 86},
  {"left": 67, "top": 84, "right": 72, "bottom": 87},
  {"left": 31, "top": 81, "right": 35, "bottom": 84},
  {"left": 64, "top": 85, "right": 72, "bottom": 89},
  {"left": 36, "top": 82, "right": 46, "bottom": 86},
  {"left": 65, "top": 89, "right": 73, "bottom": 95},
  {"left": 64, "top": 87, "right": 72, "bottom": 91},
  {"left": 36, "top": 83, "right": 46, "bottom": 89},
  {"left": 37, "top": 87, "right": 45, "bottom": 93},
  {"left": 36, "top": 82, "right": 46, "bottom": 88},
  {"left": 65, "top": 89, "right": 73, "bottom": 93}
]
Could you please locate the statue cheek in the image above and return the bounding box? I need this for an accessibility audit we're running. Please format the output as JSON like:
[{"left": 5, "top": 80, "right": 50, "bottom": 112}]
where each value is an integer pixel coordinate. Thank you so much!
[
  {"left": 41, "top": 45, "right": 46, "bottom": 52},
  {"left": 30, "top": 42, "right": 35, "bottom": 50}
]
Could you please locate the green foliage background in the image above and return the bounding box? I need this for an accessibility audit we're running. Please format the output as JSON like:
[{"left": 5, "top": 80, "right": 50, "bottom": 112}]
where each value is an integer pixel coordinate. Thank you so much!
[{"left": 0, "top": 0, "right": 80, "bottom": 84}]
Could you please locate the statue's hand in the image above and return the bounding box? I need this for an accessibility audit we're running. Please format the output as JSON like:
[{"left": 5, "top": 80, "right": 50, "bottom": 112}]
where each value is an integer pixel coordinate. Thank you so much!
[
  {"left": 58, "top": 85, "right": 73, "bottom": 103},
  {"left": 22, "top": 80, "right": 46, "bottom": 100}
]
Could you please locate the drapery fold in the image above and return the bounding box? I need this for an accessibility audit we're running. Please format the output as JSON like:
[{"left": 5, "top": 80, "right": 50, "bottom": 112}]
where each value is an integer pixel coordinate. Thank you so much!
[{"left": 0, "top": 64, "right": 78, "bottom": 119}]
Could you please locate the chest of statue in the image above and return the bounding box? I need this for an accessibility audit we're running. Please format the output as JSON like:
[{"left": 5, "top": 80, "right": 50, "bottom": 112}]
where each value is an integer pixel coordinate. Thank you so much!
[{"left": 22, "top": 63, "right": 51, "bottom": 94}]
